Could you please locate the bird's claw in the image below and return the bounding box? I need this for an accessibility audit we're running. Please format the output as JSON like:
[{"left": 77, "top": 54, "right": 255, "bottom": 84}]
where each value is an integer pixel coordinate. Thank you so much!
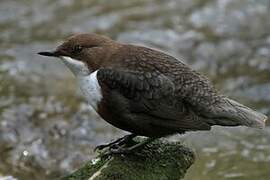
[
  {"left": 94, "top": 142, "right": 121, "bottom": 152},
  {"left": 94, "top": 144, "right": 109, "bottom": 152},
  {"left": 94, "top": 134, "right": 136, "bottom": 153}
]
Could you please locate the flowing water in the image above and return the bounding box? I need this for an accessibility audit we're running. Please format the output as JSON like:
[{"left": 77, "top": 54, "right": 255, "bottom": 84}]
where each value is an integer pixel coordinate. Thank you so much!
[{"left": 0, "top": 0, "right": 270, "bottom": 179}]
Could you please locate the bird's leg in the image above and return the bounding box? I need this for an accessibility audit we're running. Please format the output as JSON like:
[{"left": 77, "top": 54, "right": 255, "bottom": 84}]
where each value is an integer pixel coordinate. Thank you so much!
[
  {"left": 108, "top": 137, "right": 157, "bottom": 155},
  {"left": 94, "top": 134, "right": 136, "bottom": 152}
]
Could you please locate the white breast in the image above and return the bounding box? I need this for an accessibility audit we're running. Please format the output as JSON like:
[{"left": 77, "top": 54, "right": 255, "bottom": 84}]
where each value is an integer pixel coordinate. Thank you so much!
[{"left": 78, "top": 70, "right": 102, "bottom": 111}]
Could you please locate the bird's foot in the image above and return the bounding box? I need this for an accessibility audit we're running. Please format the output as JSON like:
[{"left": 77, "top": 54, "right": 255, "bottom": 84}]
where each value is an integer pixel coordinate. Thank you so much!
[
  {"left": 94, "top": 134, "right": 136, "bottom": 152},
  {"left": 100, "top": 137, "right": 157, "bottom": 157}
]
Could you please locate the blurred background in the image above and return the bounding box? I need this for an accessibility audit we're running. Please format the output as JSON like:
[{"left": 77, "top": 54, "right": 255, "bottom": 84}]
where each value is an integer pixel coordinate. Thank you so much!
[{"left": 0, "top": 0, "right": 270, "bottom": 179}]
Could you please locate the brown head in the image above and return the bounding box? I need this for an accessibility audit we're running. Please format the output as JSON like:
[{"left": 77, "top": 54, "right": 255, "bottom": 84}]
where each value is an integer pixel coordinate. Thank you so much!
[{"left": 38, "top": 33, "right": 119, "bottom": 76}]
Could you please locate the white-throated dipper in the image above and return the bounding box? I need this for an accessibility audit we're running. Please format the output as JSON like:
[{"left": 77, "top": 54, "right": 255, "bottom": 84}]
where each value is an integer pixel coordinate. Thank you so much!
[{"left": 38, "top": 33, "right": 268, "bottom": 154}]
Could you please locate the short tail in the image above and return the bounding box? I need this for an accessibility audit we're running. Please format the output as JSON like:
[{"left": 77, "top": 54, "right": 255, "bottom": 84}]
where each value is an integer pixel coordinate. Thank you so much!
[{"left": 207, "top": 98, "right": 267, "bottom": 129}]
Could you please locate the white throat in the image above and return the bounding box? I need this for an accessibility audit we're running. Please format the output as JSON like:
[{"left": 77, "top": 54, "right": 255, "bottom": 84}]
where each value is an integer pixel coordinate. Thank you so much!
[
  {"left": 78, "top": 71, "right": 102, "bottom": 111},
  {"left": 60, "top": 56, "right": 90, "bottom": 76},
  {"left": 60, "top": 56, "right": 102, "bottom": 111}
]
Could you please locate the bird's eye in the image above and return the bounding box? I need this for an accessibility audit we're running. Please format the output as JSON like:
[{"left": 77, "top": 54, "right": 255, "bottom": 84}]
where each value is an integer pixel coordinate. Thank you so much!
[{"left": 73, "top": 45, "right": 83, "bottom": 53}]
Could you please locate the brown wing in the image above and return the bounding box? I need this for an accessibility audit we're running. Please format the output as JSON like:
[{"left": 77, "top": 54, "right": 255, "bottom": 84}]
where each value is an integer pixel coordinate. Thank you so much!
[
  {"left": 119, "top": 45, "right": 222, "bottom": 115},
  {"left": 97, "top": 67, "right": 211, "bottom": 131}
]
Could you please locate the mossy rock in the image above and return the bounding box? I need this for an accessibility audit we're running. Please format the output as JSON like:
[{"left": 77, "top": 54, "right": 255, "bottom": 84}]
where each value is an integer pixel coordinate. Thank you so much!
[{"left": 62, "top": 138, "right": 195, "bottom": 180}]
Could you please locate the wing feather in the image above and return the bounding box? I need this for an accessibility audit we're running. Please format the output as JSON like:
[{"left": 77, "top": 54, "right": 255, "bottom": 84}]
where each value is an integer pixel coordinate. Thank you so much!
[{"left": 97, "top": 67, "right": 211, "bottom": 131}]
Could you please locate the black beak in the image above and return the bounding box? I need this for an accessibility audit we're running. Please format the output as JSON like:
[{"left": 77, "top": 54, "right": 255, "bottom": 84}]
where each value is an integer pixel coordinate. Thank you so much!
[{"left": 38, "top": 51, "right": 59, "bottom": 57}]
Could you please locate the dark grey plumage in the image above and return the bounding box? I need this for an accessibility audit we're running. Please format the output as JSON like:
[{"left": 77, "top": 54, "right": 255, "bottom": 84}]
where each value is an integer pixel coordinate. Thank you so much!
[
  {"left": 38, "top": 33, "right": 267, "bottom": 139},
  {"left": 96, "top": 45, "right": 267, "bottom": 137}
]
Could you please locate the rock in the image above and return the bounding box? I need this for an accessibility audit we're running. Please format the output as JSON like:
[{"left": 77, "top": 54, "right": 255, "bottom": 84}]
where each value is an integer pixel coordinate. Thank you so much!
[{"left": 62, "top": 138, "right": 195, "bottom": 180}]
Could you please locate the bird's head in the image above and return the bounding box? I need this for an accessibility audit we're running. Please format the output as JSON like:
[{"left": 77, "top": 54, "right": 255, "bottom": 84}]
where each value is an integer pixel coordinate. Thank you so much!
[{"left": 38, "top": 33, "right": 117, "bottom": 76}]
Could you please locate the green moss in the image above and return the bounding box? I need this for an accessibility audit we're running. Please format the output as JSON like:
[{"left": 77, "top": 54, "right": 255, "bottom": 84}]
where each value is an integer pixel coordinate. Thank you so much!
[
  {"left": 63, "top": 158, "right": 107, "bottom": 180},
  {"left": 62, "top": 139, "right": 195, "bottom": 180}
]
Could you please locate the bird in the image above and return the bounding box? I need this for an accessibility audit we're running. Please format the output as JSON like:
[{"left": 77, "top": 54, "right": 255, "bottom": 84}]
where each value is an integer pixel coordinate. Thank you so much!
[{"left": 38, "top": 33, "right": 267, "bottom": 155}]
